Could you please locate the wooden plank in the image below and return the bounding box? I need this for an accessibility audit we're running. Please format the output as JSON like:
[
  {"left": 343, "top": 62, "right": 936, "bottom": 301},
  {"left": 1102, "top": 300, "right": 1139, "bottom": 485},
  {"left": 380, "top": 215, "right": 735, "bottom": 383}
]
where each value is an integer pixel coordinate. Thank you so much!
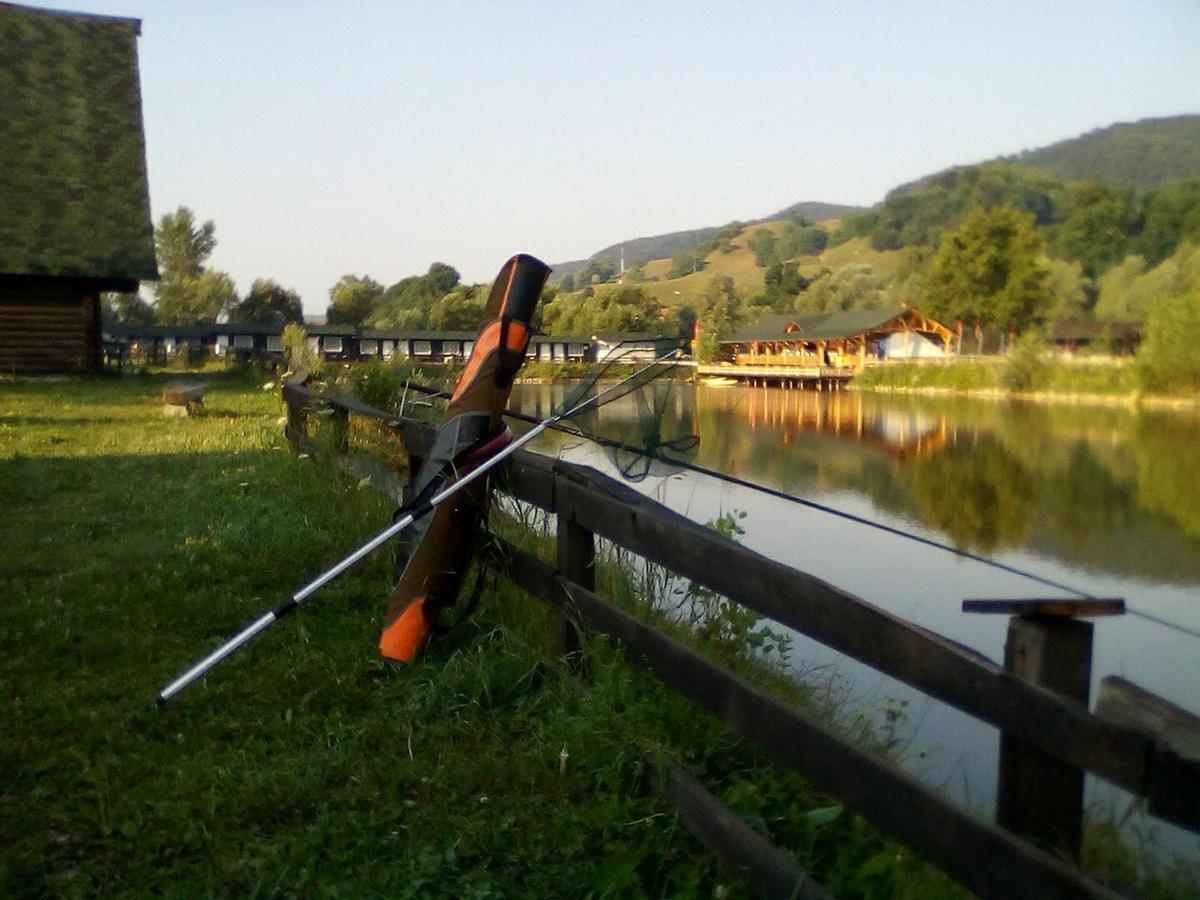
[
  {"left": 1096, "top": 676, "right": 1200, "bottom": 760},
  {"left": 997, "top": 617, "right": 1092, "bottom": 860},
  {"left": 650, "top": 755, "right": 831, "bottom": 900},
  {"left": 1095, "top": 676, "right": 1200, "bottom": 827},
  {"left": 547, "top": 460, "right": 1152, "bottom": 801},
  {"left": 490, "top": 540, "right": 1118, "bottom": 899},
  {"left": 963, "top": 599, "right": 1124, "bottom": 618}
]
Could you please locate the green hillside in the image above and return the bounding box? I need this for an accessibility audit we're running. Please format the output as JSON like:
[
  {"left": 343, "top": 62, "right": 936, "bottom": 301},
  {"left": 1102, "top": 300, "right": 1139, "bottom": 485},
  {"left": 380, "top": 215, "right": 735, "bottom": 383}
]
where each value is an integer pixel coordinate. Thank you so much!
[
  {"left": 551, "top": 201, "right": 860, "bottom": 285},
  {"left": 889, "top": 115, "right": 1200, "bottom": 199},
  {"left": 1005, "top": 115, "right": 1200, "bottom": 189}
]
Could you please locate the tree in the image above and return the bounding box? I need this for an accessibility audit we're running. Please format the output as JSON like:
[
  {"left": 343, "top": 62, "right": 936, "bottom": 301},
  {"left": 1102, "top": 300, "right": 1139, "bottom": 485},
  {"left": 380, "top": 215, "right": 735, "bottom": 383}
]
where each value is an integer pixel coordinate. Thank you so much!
[
  {"left": 923, "top": 205, "right": 1052, "bottom": 334},
  {"left": 151, "top": 206, "right": 237, "bottom": 324},
  {"left": 559, "top": 273, "right": 576, "bottom": 292},
  {"left": 696, "top": 276, "right": 740, "bottom": 362},
  {"left": 429, "top": 286, "right": 484, "bottom": 330},
  {"left": 326, "top": 275, "right": 383, "bottom": 326},
  {"left": 101, "top": 291, "right": 155, "bottom": 326},
  {"left": 425, "top": 262, "right": 460, "bottom": 296},
  {"left": 1052, "top": 179, "right": 1140, "bottom": 277},
  {"left": 155, "top": 207, "right": 215, "bottom": 283},
  {"left": 667, "top": 249, "right": 704, "bottom": 279},
  {"left": 1135, "top": 291, "right": 1200, "bottom": 393},
  {"left": 231, "top": 278, "right": 303, "bottom": 324},
  {"left": 156, "top": 270, "right": 237, "bottom": 325}
]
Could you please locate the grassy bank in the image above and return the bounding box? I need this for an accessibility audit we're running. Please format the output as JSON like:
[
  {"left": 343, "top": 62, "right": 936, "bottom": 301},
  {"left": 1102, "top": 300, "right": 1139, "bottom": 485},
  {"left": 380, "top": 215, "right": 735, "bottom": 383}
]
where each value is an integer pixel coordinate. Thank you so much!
[
  {"left": 848, "top": 357, "right": 1192, "bottom": 403},
  {"left": 2, "top": 372, "right": 960, "bottom": 897}
]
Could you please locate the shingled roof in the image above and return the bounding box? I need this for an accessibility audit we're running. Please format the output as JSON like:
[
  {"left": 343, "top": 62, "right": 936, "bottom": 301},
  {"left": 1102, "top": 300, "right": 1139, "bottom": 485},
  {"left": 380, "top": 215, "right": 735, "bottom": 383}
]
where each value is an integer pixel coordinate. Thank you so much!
[
  {"left": 0, "top": 3, "right": 157, "bottom": 283},
  {"left": 723, "top": 307, "right": 919, "bottom": 343}
]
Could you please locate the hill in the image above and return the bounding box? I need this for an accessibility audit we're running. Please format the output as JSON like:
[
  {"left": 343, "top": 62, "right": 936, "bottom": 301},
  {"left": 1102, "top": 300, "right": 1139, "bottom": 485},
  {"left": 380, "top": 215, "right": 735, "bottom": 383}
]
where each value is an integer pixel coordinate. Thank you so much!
[
  {"left": 889, "top": 115, "right": 1200, "bottom": 199},
  {"left": 551, "top": 201, "right": 860, "bottom": 284},
  {"left": 1004, "top": 115, "right": 1200, "bottom": 189}
]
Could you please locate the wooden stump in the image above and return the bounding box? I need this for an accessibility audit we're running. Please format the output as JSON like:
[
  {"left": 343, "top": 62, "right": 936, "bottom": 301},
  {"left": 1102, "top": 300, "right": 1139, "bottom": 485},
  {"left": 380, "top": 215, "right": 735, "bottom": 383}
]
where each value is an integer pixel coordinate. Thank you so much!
[{"left": 163, "top": 384, "right": 205, "bottom": 417}]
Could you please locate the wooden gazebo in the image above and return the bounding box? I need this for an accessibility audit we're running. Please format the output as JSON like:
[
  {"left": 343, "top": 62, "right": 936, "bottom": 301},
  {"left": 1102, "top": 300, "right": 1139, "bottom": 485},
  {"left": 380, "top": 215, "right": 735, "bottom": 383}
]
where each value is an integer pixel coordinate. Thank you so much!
[{"left": 722, "top": 306, "right": 955, "bottom": 371}]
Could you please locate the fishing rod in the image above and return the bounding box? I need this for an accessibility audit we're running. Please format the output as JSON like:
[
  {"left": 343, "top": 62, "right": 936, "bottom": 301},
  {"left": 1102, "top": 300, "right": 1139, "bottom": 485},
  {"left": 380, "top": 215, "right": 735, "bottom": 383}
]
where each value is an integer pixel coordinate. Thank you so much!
[
  {"left": 400, "top": 379, "right": 1200, "bottom": 643},
  {"left": 153, "top": 348, "right": 684, "bottom": 706}
]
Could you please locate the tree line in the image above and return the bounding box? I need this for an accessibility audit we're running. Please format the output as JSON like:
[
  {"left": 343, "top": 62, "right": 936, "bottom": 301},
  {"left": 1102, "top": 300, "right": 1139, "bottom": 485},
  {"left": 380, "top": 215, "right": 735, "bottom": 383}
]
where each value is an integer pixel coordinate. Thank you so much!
[{"left": 101, "top": 206, "right": 503, "bottom": 334}]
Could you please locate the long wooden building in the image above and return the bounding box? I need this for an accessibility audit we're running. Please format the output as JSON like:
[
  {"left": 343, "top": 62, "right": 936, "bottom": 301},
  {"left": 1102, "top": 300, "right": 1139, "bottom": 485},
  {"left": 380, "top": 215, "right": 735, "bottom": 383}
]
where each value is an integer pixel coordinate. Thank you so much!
[{"left": 0, "top": 4, "right": 158, "bottom": 374}]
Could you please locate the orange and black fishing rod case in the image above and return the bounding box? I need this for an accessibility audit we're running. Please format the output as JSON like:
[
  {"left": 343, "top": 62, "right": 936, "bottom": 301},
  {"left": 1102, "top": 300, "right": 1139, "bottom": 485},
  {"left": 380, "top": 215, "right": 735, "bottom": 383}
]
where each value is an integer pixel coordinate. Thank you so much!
[{"left": 379, "top": 253, "right": 550, "bottom": 662}]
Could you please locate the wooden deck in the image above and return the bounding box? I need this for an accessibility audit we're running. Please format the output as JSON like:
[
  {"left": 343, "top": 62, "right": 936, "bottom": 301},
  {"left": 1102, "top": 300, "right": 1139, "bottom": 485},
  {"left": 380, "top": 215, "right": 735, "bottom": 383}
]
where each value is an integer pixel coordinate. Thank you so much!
[{"left": 696, "top": 363, "right": 856, "bottom": 387}]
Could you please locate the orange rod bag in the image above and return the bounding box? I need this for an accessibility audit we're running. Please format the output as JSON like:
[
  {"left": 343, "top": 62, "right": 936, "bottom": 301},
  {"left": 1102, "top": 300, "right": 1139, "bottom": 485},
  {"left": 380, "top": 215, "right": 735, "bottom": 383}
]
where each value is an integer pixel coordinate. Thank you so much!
[{"left": 379, "top": 253, "right": 550, "bottom": 662}]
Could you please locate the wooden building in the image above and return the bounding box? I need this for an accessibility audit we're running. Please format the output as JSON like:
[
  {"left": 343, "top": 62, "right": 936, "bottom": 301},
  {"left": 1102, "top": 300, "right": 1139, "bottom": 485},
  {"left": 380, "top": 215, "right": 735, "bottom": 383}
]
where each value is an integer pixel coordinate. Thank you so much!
[
  {"left": 0, "top": 5, "right": 158, "bottom": 374},
  {"left": 721, "top": 306, "right": 955, "bottom": 371}
]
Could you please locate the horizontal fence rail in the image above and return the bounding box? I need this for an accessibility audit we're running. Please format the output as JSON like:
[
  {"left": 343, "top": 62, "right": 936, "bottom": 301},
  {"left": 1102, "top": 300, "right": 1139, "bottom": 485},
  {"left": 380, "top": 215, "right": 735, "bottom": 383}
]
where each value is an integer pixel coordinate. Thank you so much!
[{"left": 283, "top": 381, "right": 1200, "bottom": 895}]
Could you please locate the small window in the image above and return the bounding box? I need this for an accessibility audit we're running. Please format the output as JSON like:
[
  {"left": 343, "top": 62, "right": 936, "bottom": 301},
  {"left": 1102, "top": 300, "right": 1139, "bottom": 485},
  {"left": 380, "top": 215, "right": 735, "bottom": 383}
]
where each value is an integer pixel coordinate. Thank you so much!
[
  {"left": 323, "top": 336, "right": 343, "bottom": 354},
  {"left": 412, "top": 340, "right": 433, "bottom": 356},
  {"left": 233, "top": 334, "right": 253, "bottom": 349},
  {"left": 306, "top": 337, "right": 319, "bottom": 352},
  {"left": 360, "top": 339, "right": 379, "bottom": 355},
  {"left": 462, "top": 341, "right": 474, "bottom": 357},
  {"left": 567, "top": 343, "right": 587, "bottom": 359},
  {"left": 266, "top": 335, "right": 283, "bottom": 352},
  {"left": 381, "top": 340, "right": 394, "bottom": 358}
]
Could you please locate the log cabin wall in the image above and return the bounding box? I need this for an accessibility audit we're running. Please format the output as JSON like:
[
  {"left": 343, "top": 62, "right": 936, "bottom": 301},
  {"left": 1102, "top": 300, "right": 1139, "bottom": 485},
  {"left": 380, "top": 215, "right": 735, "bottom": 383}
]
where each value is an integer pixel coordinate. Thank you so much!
[{"left": 0, "top": 278, "right": 102, "bottom": 374}]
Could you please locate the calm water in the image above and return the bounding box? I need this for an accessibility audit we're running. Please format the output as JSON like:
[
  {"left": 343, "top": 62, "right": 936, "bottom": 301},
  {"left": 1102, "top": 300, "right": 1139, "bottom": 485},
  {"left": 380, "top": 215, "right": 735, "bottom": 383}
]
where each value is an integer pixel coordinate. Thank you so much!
[{"left": 510, "top": 381, "right": 1200, "bottom": 851}]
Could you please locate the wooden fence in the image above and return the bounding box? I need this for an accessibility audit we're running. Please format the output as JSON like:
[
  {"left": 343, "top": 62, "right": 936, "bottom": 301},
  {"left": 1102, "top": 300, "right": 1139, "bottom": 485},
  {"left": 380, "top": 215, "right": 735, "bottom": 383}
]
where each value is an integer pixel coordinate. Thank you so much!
[{"left": 283, "top": 380, "right": 1200, "bottom": 899}]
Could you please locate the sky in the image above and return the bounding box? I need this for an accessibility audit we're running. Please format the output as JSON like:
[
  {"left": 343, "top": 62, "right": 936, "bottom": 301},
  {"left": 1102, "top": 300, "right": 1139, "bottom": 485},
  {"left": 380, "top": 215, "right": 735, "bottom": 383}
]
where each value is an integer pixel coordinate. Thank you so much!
[{"left": 50, "top": 0, "right": 1200, "bottom": 315}]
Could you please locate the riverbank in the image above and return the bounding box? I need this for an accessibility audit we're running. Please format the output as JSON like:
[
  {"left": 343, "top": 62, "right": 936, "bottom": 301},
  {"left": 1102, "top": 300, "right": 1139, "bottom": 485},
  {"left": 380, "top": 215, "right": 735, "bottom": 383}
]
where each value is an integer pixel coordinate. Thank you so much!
[{"left": 849, "top": 358, "right": 1200, "bottom": 412}]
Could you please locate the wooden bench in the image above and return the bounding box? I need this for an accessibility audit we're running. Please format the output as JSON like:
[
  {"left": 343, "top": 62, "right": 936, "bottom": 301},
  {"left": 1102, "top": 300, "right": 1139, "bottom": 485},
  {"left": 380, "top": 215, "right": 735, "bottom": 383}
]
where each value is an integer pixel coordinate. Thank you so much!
[{"left": 163, "top": 384, "right": 205, "bottom": 417}]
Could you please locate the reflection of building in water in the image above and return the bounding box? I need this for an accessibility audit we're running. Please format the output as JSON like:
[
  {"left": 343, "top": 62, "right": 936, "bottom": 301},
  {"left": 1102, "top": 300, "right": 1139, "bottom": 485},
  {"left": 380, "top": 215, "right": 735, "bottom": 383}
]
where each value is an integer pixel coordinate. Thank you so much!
[{"left": 736, "top": 387, "right": 948, "bottom": 458}]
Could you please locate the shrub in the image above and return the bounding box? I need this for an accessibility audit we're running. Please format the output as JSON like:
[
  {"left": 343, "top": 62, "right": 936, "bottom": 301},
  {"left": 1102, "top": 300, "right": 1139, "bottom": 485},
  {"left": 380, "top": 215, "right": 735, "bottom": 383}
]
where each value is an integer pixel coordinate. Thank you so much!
[{"left": 1136, "top": 291, "right": 1200, "bottom": 393}]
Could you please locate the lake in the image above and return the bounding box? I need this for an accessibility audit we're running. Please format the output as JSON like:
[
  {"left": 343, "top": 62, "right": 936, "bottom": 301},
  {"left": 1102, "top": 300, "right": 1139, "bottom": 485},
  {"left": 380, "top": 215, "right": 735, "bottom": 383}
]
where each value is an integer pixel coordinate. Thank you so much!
[{"left": 510, "top": 381, "right": 1200, "bottom": 854}]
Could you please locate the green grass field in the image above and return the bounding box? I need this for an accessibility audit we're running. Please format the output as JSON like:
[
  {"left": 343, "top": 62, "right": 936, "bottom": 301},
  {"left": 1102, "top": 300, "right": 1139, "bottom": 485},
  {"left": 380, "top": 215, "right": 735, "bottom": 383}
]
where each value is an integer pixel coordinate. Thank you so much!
[{"left": 1, "top": 371, "right": 965, "bottom": 898}]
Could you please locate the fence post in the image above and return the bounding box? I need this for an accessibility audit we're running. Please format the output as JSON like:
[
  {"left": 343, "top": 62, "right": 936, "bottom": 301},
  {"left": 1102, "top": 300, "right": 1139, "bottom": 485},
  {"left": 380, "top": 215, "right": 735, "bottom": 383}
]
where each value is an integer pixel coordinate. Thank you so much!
[
  {"left": 330, "top": 405, "right": 350, "bottom": 454},
  {"left": 963, "top": 598, "right": 1122, "bottom": 861},
  {"left": 997, "top": 615, "right": 1092, "bottom": 860},
  {"left": 555, "top": 505, "right": 593, "bottom": 664},
  {"left": 285, "top": 394, "right": 307, "bottom": 447}
]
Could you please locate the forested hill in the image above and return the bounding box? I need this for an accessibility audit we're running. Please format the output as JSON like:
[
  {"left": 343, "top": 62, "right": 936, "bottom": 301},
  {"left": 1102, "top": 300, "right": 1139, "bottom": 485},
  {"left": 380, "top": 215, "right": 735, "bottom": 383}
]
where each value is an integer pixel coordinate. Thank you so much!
[
  {"left": 1005, "top": 115, "right": 1200, "bottom": 189},
  {"left": 889, "top": 115, "right": 1200, "bottom": 199},
  {"left": 551, "top": 201, "right": 860, "bottom": 283}
]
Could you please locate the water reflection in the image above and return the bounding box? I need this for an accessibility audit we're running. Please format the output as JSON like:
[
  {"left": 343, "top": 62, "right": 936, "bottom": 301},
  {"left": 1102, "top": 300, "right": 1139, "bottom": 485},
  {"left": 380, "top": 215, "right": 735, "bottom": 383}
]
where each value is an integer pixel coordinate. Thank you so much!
[{"left": 509, "top": 381, "right": 1200, "bottom": 851}]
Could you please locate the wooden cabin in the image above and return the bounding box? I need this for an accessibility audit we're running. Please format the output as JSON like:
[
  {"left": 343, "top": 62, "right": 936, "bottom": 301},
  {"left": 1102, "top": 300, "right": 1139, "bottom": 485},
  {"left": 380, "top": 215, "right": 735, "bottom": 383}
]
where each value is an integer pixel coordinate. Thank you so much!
[{"left": 0, "top": 5, "right": 157, "bottom": 374}]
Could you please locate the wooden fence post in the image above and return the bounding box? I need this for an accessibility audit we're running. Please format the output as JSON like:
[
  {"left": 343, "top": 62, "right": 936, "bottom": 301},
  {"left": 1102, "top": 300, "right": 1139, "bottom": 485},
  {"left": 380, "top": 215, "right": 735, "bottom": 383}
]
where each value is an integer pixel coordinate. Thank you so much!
[
  {"left": 997, "top": 615, "right": 1092, "bottom": 860},
  {"left": 555, "top": 506, "right": 593, "bottom": 664},
  {"left": 330, "top": 406, "right": 349, "bottom": 454},
  {"left": 285, "top": 396, "right": 307, "bottom": 447},
  {"left": 964, "top": 598, "right": 1122, "bottom": 861}
]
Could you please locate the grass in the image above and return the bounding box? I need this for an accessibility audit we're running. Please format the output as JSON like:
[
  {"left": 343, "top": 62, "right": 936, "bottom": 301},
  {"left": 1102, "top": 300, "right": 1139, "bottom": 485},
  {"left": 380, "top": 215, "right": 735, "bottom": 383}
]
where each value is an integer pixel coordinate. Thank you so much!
[
  {"left": 851, "top": 356, "right": 1153, "bottom": 397},
  {"left": 1, "top": 371, "right": 960, "bottom": 898}
]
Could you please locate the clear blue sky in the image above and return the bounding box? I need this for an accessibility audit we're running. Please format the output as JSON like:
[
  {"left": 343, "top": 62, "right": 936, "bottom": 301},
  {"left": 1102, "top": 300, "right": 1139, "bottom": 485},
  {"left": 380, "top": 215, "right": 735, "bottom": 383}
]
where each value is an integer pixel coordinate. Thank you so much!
[{"left": 55, "top": 0, "right": 1200, "bottom": 315}]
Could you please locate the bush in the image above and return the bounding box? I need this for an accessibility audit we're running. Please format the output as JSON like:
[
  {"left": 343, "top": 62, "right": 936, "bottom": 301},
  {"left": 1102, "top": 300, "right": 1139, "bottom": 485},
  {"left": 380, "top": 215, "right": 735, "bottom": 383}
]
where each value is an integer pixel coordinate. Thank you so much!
[
  {"left": 1136, "top": 291, "right": 1200, "bottom": 393},
  {"left": 999, "top": 332, "right": 1048, "bottom": 391}
]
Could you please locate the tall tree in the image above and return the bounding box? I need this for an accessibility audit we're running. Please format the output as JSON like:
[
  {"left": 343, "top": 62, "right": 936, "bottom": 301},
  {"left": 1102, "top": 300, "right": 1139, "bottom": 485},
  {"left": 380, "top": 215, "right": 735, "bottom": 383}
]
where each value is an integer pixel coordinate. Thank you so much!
[
  {"left": 924, "top": 205, "right": 1052, "bottom": 334},
  {"left": 155, "top": 207, "right": 215, "bottom": 282},
  {"left": 151, "top": 206, "right": 237, "bottom": 324},
  {"left": 326, "top": 275, "right": 383, "bottom": 326},
  {"left": 230, "top": 279, "right": 304, "bottom": 324}
]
